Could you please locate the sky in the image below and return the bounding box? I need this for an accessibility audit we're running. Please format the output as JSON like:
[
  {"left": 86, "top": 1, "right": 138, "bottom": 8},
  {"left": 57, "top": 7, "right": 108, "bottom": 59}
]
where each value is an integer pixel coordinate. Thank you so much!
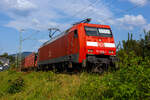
[{"left": 0, "top": 0, "right": 150, "bottom": 54}]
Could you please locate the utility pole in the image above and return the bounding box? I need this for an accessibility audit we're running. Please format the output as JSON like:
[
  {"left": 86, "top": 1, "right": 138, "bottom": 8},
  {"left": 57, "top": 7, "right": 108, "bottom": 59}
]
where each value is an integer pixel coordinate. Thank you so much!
[
  {"left": 15, "top": 51, "right": 18, "bottom": 68},
  {"left": 18, "top": 29, "right": 24, "bottom": 68},
  {"left": 17, "top": 29, "right": 40, "bottom": 68}
]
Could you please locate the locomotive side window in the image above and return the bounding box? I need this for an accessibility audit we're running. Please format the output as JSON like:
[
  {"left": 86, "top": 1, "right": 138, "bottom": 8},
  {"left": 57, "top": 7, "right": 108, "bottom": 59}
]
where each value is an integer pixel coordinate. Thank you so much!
[
  {"left": 74, "top": 30, "right": 78, "bottom": 38},
  {"left": 85, "top": 26, "right": 112, "bottom": 37}
]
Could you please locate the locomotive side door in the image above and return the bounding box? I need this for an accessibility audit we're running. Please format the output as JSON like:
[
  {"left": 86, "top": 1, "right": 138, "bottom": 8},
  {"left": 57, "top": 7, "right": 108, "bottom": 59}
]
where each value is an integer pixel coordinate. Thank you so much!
[
  {"left": 67, "top": 29, "right": 79, "bottom": 61},
  {"left": 67, "top": 31, "right": 72, "bottom": 55}
]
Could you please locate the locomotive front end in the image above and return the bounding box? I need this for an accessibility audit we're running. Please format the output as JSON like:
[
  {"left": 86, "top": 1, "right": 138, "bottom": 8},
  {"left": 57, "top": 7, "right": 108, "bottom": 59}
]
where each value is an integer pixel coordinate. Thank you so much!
[{"left": 84, "top": 25, "right": 116, "bottom": 66}]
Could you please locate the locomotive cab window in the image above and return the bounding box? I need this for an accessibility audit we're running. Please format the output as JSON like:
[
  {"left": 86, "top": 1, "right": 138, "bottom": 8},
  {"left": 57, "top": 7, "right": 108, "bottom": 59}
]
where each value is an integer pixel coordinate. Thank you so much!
[
  {"left": 74, "top": 30, "right": 78, "bottom": 38},
  {"left": 85, "top": 27, "right": 112, "bottom": 37},
  {"left": 85, "top": 27, "right": 98, "bottom": 36}
]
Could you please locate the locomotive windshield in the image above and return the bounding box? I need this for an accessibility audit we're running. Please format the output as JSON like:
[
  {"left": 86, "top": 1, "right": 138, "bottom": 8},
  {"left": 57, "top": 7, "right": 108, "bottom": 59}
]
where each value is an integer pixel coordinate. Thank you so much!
[{"left": 85, "top": 27, "right": 112, "bottom": 37}]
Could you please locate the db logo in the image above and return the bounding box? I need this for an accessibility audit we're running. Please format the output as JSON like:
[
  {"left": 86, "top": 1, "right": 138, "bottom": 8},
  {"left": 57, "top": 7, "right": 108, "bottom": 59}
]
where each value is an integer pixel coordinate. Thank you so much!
[{"left": 98, "top": 43, "right": 104, "bottom": 47}]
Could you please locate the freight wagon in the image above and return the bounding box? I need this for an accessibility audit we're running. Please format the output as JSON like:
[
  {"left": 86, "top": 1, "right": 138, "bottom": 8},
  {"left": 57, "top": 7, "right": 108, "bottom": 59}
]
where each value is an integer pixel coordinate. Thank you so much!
[{"left": 21, "top": 52, "right": 37, "bottom": 71}]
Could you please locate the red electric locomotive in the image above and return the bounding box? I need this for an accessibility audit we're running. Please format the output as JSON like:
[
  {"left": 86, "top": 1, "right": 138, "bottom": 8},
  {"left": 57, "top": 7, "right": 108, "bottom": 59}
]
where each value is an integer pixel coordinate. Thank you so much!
[{"left": 37, "top": 19, "right": 116, "bottom": 73}]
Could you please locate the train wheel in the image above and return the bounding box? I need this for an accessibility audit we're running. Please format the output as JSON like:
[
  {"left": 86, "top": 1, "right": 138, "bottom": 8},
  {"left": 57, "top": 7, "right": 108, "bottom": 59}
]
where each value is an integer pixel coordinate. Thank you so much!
[
  {"left": 62, "top": 63, "right": 67, "bottom": 73},
  {"left": 91, "top": 64, "right": 104, "bottom": 74}
]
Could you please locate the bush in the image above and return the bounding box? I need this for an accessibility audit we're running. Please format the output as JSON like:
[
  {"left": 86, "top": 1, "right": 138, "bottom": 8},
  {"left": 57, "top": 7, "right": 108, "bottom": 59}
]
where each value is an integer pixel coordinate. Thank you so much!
[
  {"left": 0, "top": 61, "right": 3, "bottom": 66},
  {"left": 75, "top": 52, "right": 150, "bottom": 100},
  {"left": 100, "top": 55, "right": 150, "bottom": 100},
  {"left": 7, "top": 77, "right": 25, "bottom": 94}
]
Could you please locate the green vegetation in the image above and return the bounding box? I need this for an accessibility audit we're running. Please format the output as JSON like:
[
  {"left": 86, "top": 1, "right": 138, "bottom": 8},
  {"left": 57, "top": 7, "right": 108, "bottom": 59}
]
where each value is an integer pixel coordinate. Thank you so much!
[
  {"left": 0, "top": 54, "right": 149, "bottom": 100},
  {"left": 0, "top": 52, "right": 15, "bottom": 67},
  {"left": 0, "top": 70, "right": 86, "bottom": 100},
  {"left": 7, "top": 77, "right": 25, "bottom": 94},
  {"left": 76, "top": 55, "right": 150, "bottom": 100},
  {"left": 0, "top": 31, "right": 149, "bottom": 100},
  {"left": 120, "top": 31, "right": 150, "bottom": 58},
  {"left": 0, "top": 61, "right": 2, "bottom": 66}
]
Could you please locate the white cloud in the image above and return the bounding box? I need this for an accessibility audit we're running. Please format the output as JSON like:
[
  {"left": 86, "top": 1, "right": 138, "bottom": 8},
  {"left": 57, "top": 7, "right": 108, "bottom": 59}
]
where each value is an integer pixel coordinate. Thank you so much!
[
  {"left": 144, "top": 24, "right": 150, "bottom": 32},
  {"left": 5, "top": 18, "right": 60, "bottom": 30},
  {"left": 0, "top": 0, "right": 148, "bottom": 32},
  {"left": 2, "top": 0, "right": 37, "bottom": 10},
  {"left": 114, "top": 15, "right": 146, "bottom": 30},
  {"left": 10, "top": 0, "right": 36, "bottom": 10},
  {"left": 117, "top": 15, "right": 146, "bottom": 25},
  {"left": 0, "top": 0, "right": 113, "bottom": 31},
  {"left": 0, "top": 0, "right": 37, "bottom": 15},
  {"left": 129, "top": 0, "right": 148, "bottom": 6},
  {"left": 97, "top": 14, "right": 147, "bottom": 30}
]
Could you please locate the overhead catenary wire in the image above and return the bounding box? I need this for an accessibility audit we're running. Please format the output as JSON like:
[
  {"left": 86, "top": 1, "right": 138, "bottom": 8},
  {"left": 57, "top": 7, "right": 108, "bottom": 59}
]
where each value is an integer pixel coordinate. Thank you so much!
[
  {"left": 22, "top": 30, "right": 40, "bottom": 41},
  {"left": 97, "top": 0, "right": 150, "bottom": 23},
  {"left": 17, "top": 29, "right": 41, "bottom": 68},
  {"left": 46, "top": 0, "right": 150, "bottom": 31},
  {"left": 23, "top": 0, "right": 150, "bottom": 48},
  {"left": 30, "top": 1, "right": 150, "bottom": 47},
  {"left": 16, "top": 0, "right": 150, "bottom": 63},
  {"left": 77, "top": 0, "right": 115, "bottom": 19},
  {"left": 70, "top": 0, "right": 100, "bottom": 18},
  {"left": 51, "top": 0, "right": 115, "bottom": 32},
  {"left": 70, "top": 0, "right": 150, "bottom": 24},
  {"left": 25, "top": 29, "right": 53, "bottom": 52},
  {"left": 54, "top": 0, "right": 103, "bottom": 30},
  {"left": 53, "top": 0, "right": 111, "bottom": 26},
  {"left": 68, "top": 0, "right": 149, "bottom": 51}
]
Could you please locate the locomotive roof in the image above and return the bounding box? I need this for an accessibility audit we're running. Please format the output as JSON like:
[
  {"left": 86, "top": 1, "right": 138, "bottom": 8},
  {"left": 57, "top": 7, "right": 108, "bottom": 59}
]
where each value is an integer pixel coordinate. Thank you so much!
[
  {"left": 40, "top": 23, "right": 111, "bottom": 48},
  {"left": 40, "top": 29, "right": 70, "bottom": 48}
]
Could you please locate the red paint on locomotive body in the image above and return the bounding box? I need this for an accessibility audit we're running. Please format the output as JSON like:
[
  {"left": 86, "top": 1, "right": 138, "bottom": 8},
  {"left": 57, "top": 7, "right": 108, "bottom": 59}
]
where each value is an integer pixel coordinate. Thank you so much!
[{"left": 38, "top": 23, "right": 116, "bottom": 66}]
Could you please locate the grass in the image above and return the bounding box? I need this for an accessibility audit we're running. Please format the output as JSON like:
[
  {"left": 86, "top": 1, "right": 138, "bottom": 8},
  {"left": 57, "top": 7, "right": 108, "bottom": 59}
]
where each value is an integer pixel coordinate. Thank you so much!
[
  {"left": 0, "top": 70, "right": 103, "bottom": 100},
  {"left": 0, "top": 56, "right": 150, "bottom": 100}
]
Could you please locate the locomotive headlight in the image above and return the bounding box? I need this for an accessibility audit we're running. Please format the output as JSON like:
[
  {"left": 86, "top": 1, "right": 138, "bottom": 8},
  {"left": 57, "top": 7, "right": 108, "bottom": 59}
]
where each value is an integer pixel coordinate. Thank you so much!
[
  {"left": 109, "top": 51, "right": 111, "bottom": 53},
  {"left": 109, "top": 50, "right": 114, "bottom": 53},
  {"left": 88, "top": 49, "right": 93, "bottom": 52}
]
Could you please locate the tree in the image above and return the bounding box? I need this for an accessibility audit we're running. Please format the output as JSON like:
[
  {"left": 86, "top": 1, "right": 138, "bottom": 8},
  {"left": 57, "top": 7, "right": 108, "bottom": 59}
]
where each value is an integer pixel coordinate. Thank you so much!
[
  {"left": 0, "top": 52, "right": 8, "bottom": 58},
  {"left": 0, "top": 52, "right": 15, "bottom": 64},
  {"left": 119, "top": 30, "right": 150, "bottom": 58},
  {"left": 0, "top": 61, "right": 3, "bottom": 66}
]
